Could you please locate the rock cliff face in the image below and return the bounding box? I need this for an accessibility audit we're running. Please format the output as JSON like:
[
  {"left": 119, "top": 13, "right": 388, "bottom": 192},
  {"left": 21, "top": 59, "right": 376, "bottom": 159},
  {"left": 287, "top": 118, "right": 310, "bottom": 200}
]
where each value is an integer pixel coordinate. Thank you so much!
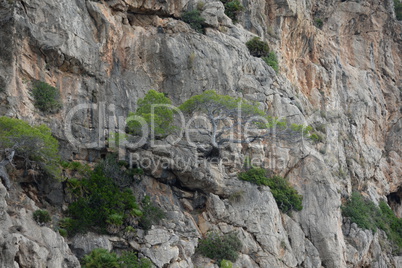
[{"left": 0, "top": 0, "right": 401, "bottom": 267}]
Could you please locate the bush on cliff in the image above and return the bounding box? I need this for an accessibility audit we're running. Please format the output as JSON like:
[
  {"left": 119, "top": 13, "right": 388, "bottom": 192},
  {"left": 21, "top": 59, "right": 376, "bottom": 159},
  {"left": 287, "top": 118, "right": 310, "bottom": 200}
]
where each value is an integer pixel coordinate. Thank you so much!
[
  {"left": 82, "top": 249, "right": 152, "bottom": 268},
  {"left": 127, "top": 90, "right": 176, "bottom": 138},
  {"left": 197, "top": 232, "right": 242, "bottom": 263},
  {"left": 263, "top": 51, "right": 279, "bottom": 72},
  {"left": 342, "top": 192, "right": 402, "bottom": 253},
  {"left": 64, "top": 158, "right": 139, "bottom": 235},
  {"left": 221, "top": 0, "right": 244, "bottom": 23},
  {"left": 31, "top": 80, "right": 62, "bottom": 113},
  {"left": 238, "top": 168, "right": 303, "bottom": 214},
  {"left": 246, "top": 37, "right": 270, "bottom": 57},
  {"left": 0, "top": 116, "right": 61, "bottom": 178},
  {"left": 182, "top": 10, "right": 205, "bottom": 33}
]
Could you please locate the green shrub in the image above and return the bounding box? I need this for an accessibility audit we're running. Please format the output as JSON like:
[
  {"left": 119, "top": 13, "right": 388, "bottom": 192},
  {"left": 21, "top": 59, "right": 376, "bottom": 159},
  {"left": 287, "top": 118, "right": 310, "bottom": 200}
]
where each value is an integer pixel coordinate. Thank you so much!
[
  {"left": 65, "top": 159, "right": 139, "bottom": 235},
  {"left": 131, "top": 208, "right": 143, "bottom": 217},
  {"left": 246, "top": 37, "right": 269, "bottom": 57},
  {"left": 197, "top": 232, "right": 242, "bottom": 263},
  {"left": 220, "top": 259, "right": 233, "bottom": 268},
  {"left": 238, "top": 168, "right": 303, "bottom": 214},
  {"left": 341, "top": 192, "right": 380, "bottom": 232},
  {"left": 267, "top": 175, "right": 303, "bottom": 213},
  {"left": 124, "top": 226, "right": 136, "bottom": 233},
  {"left": 314, "top": 18, "right": 323, "bottom": 29},
  {"left": 58, "top": 228, "right": 68, "bottom": 237},
  {"left": 238, "top": 167, "right": 269, "bottom": 185},
  {"left": 33, "top": 209, "right": 51, "bottom": 224},
  {"left": 94, "top": 154, "right": 135, "bottom": 188},
  {"left": 61, "top": 161, "right": 91, "bottom": 175},
  {"left": 139, "top": 196, "right": 166, "bottom": 230},
  {"left": 31, "top": 80, "right": 62, "bottom": 113},
  {"left": 107, "top": 214, "right": 124, "bottom": 226},
  {"left": 0, "top": 116, "right": 61, "bottom": 178},
  {"left": 127, "top": 90, "right": 176, "bottom": 139},
  {"left": 395, "top": 0, "right": 402, "bottom": 20},
  {"left": 82, "top": 249, "right": 152, "bottom": 268},
  {"left": 119, "top": 251, "right": 153, "bottom": 268},
  {"left": 83, "top": 249, "right": 119, "bottom": 268},
  {"left": 59, "top": 217, "right": 75, "bottom": 230},
  {"left": 222, "top": 0, "right": 244, "bottom": 23},
  {"left": 309, "top": 133, "right": 323, "bottom": 143},
  {"left": 342, "top": 192, "right": 402, "bottom": 253},
  {"left": 182, "top": 10, "right": 205, "bottom": 33},
  {"left": 263, "top": 52, "right": 279, "bottom": 72}
]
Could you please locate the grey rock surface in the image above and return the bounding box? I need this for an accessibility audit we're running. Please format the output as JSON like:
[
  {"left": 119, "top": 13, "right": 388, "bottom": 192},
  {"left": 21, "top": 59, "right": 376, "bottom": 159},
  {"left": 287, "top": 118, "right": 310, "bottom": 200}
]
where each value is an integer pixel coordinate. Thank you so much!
[
  {"left": 0, "top": 0, "right": 400, "bottom": 267},
  {"left": 0, "top": 182, "right": 80, "bottom": 268}
]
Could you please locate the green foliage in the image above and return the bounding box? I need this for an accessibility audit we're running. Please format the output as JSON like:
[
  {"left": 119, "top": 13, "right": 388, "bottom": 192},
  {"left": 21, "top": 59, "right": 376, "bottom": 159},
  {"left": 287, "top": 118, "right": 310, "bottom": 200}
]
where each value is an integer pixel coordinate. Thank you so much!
[
  {"left": 238, "top": 167, "right": 269, "bottom": 185},
  {"left": 179, "top": 90, "right": 313, "bottom": 153},
  {"left": 82, "top": 249, "right": 152, "bottom": 268},
  {"left": 94, "top": 154, "right": 135, "bottom": 188},
  {"left": 107, "top": 214, "right": 124, "bottom": 226},
  {"left": 33, "top": 209, "right": 51, "bottom": 224},
  {"left": 61, "top": 161, "right": 91, "bottom": 175},
  {"left": 263, "top": 52, "right": 279, "bottom": 72},
  {"left": 267, "top": 175, "right": 303, "bottom": 214},
  {"left": 58, "top": 228, "right": 68, "bottom": 237},
  {"left": 378, "top": 201, "right": 402, "bottom": 253},
  {"left": 222, "top": 0, "right": 244, "bottom": 23},
  {"left": 314, "top": 18, "right": 323, "bottom": 29},
  {"left": 309, "top": 133, "right": 323, "bottom": 143},
  {"left": 238, "top": 168, "right": 303, "bottom": 214},
  {"left": 64, "top": 160, "right": 139, "bottom": 235},
  {"left": 179, "top": 90, "right": 265, "bottom": 118},
  {"left": 139, "top": 196, "right": 166, "bottom": 230},
  {"left": 59, "top": 217, "right": 75, "bottom": 230},
  {"left": 197, "top": 232, "right": 242, "bottom": 263},
  {"left": 127, "top": 90, "right": 175, "bottom": 138},
  {"left": 31, "top": 80, "right": 62, "bottom": 113},
  {"left": 83, "top": 249, "right": 119, "bottom": 268},
  {"left": 119, "top": 251, "right": 153, "bottom": 268},
  {"left": 342, "top": 192, "right": 402, "bottom": 253},
  {"left": 124, "top": 226, "right": 136, "bottom": 233},
  {"left": 131, "top": 208, "right": 143, "bottom": 217},
  {"left": 0, "top": 116, "right": 61, "bottom": 178},
  {"left": 220, "top": 259, "right": 233, "bottom": 268},
  {"left": 290, "top": 124, "right": 313, "bottom": 136},
  {"left": 182, "top": 10, "right": 205, "bottom": 33},
  {"left": 341, "top": 192, "right": 380, "bottom": 232},
  {"left": 395, "top": 0, "right": 402, "bottom": 20},
  {"left": 246, "top": 37, "right": 270, "bottom": 57}
]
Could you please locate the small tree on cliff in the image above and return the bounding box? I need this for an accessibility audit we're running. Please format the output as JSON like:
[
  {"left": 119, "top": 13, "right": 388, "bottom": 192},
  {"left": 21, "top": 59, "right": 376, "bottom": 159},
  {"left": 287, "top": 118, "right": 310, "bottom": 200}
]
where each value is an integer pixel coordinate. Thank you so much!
[
  {"left": 0, "top": 117, "right": 61, "bottom": 188},
  {"left": 127, "top": 90, "right": 176, "bottom": 138},
  {"left": 179, "top": 90, "right": 309, "bottom": 157}
]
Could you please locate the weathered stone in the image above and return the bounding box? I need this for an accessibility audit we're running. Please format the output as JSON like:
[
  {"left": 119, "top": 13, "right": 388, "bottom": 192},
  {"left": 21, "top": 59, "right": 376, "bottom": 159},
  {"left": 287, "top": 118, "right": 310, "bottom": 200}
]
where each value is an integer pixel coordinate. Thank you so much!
[
  {"left": 144, "top": 228, "right": 171, "bottom": 245},
  {"left": 0, "top": 0, "right": 401, "bottom": 266},
  {"left": 201, "top": 1, "right": 231, "bottom": 28},
  {"left": 0, "top": 182, "right": 79, "bottom": 268},
  {"left": 70, "top": 232, "right": 113, "bottom": 259},
  {"left": 142, "top": 242, "right": 180, "bottom": 267}
]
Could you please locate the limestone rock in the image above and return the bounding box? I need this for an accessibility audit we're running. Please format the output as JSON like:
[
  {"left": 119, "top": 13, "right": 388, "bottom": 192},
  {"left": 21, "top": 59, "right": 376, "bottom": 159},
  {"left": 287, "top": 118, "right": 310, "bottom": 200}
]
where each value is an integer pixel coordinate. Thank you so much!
[
  {"left": 0, "top": 182, "right": 79, "bottom": 268},
  {"left": 200, "top": 1, "right": 231, "bottom": 28},
  {"left": 71, "top": 232, "right": 113, "bottom": 259}
]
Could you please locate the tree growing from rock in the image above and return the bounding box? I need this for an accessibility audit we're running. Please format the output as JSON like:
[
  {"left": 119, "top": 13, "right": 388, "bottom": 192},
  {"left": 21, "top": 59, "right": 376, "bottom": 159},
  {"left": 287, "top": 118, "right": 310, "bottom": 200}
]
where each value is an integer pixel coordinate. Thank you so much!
[
  {"left": 127, "top": 90, "right": 176, "bottom": 138},
  {"left": 0, "top": 116, "right": 60, "bottom": 188},
  {"left": 179, "top": 90, "right": 312, "bottom": 157}
]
